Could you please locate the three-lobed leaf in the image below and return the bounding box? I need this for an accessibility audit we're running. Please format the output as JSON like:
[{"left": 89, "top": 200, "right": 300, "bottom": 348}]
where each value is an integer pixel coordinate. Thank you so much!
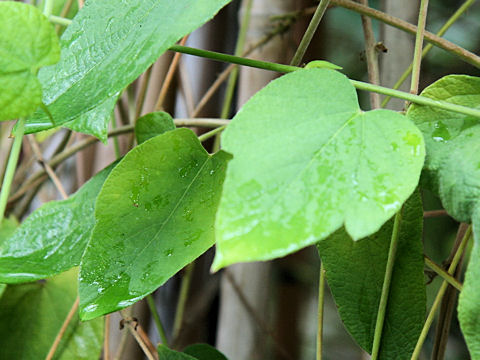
[
  {"left": 407, "top": 75, "right": 480, "bottom": 359},
  {"left": 25, "top": 0, "right": 233, "bottom": 137},
  {"left": 317, "top": 191, "right": 426, "bottom": 359},
  {"left": 0, "top": 269, "right": 103, "bottom": 359},
  {"left": 79, "top": 128, "right": 231, "bottom": 320},
  {"left": 0, "top": 2, "right": 60, "bottom": 121},
  {"left": 213, "top": 68, "right": 425, "bottom": 270},
  {"left": 0, "top": 164, "right": 114, "bottom": 283}
]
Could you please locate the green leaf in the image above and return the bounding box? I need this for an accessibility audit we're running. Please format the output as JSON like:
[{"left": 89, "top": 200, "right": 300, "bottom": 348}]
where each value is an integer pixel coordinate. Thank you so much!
[
  {"left": 213, "top": 68, "right": 425, "bottom": 270},
  {"left": 157, "top": 345, "right": 197, "bottom": 360},
  {"left": 458, "top": 214, "right": 480, "bottom": 360},
  {"left": 0, "top": 2, "right": 60, "bottom": 121},
  {"left": 0, "top": 164, "right": 115, "bottom": 283},
  {"left": 183, "top": 344, "right": 228, "bottom": 360},
  {"left": 407, "top": 75, "right": 480, "bottom": 222},
  {"left": 135, "top": 111, "right": 176, "bottom": 145},
  {"left": 317, "top": 191, "right": 425, "bottom": 359},
  {"left": 0, "top": 217, "right": 18, "bottom": 246},
  {"left": 79, "top": 128, "right": 231, "bottom": 320},
  {"left": 0, "top": 269, "right": 103, "bottom": 360},
  {"left": 25, "top": 0, "right": 233, "bottom": 137}
]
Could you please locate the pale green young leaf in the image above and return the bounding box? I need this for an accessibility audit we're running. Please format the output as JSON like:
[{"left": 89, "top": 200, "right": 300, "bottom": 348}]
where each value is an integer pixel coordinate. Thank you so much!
[
  {"left": 79, "top": 129, "right": 231, "bottom": 320},
  {"left": 213, "top": 68, "right": 425, "bottom": 270},
  {"left": 317, "top": 191, "right": 425, "bottom": 359},
  {"left": 25, "top": 0, "right": 233, "bottom": 137},
  {"left": 0, "top": 164, "right": 114, "bottom": 283},
  {"left": 0, "top": 2, "right": 60, "bottom": 121},
  {"left": 135, "top": 111, "right": 176, "bottom": 145}
]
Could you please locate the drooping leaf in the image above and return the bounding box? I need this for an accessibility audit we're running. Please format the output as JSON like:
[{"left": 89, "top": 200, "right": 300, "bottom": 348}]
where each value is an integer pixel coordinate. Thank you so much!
[
  {"left": 458, "top": 214, "right": 480, "bottom": 360},
  {"left": 213, "top": 68, "right": 425, "bottom": 270},
  {"left": 25, "top": 0, "right": 233, "bottom": 137},
  {"left": 0, "top": 269, "right": 103, "bottom": 360},
  {"left": 183, "top": 344, "right": 228, "bottom": 360},
  {"left": 407, "top": 75, "right": 480, "bottom": 359},
  {"left": 0, "top": 164, "right": 115, "bottom": 283},
  {"left": 0, "top": 2, "right": 60, "bottom": 121},
  {"left": 317, "top": 191, "right": 425, "bottom": 359},
  {"left": 157, "top": 345, "right": 197, "bottom": 360},
  {"left": 79, "top": 129, "right": 231, "bottom": 320},
  {"left": 135, "top": 111, "right": 176, "bottom": 145}
]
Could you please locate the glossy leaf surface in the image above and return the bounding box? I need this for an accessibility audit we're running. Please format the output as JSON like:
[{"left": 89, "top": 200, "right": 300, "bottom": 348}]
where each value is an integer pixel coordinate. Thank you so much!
[
  {"left": 407, "top": 75, "right": 480, "bottom": 359},
  {"left": 25, "top": 0, "right": 232, "bottom": 136},
  {"left": 0, "top": 269, "right": 103, "bottom": 359},
  {"left": 135, "top": 111, "right": 176, "bottom": 145},
  {"left": 0, "top": 217, "right": 18, "bottom": 246},
  {"left": 213, "top": 68, "right": 425, "bottom": 269},
  {"left": 158, "top": 345, "right": 197, "bottom": 360},
  {"left": 0, "top": 164, "right": 114, "bottom": 283},
  {"left": 0, "top": 2, "right": 60, "bottom": 121},
  {"left": 317, "top": 191, "right": 425, "bottom": 359},
  {"left": 79, "top": 129, "right": 231, "bottom": 320}
]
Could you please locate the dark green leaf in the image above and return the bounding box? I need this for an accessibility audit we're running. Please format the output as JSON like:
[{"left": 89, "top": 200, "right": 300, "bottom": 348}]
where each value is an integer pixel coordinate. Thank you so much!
[
  {"left": 0, "top": 164, "right": 115, "bottom": 283},
  {"left": 183, "top": 344, "right": 228, "bottom": 360},
  {"left": 213, "top": 68, "right": 425, "bottom": 270},
  {"left": 0, "top": 2, "right": 60, "bottom": 121},
  {"left": 25, "top": 0, "right": 232, "bottom": 137},
  {"left": 79, "top": 129, "right": 231, "bottom": 320},
  {"left": 0, "top": 269, "right": 103, "bottom": 360},
  {"left": 157, "top": 345, "right": 197, "bottom": 360},
  {"left": 317, "top": 191, "right": 425, "bottom": 359},
  {"left": 135, "top": 111, "right": 175, "bottom": 145}
]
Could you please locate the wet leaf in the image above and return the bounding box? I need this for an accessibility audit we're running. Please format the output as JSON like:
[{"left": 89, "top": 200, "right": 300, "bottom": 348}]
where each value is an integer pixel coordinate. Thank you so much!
[
  {"left": 0, "top": 2, "right": 60, "bottom": 121},
  {"left": 213, "top": 68, "right": 425, "bottom": 270},
  {"left": 79, "top": 129, "right": 231, "bottom": 320},
  {"left": 0, "top": 164, "right": 114, "bottom": 283},
  {"left": 317, "top": 191, "right": 425, "bottom": 359},
  {"left": 0, "top": 269, "right": 103, "bottom": 360},
  {"left": 135, "top": 111, "right": 176, "bottom": 145},
  {"left": 25, "top": 0, "right": 232, "bottom": 137}
]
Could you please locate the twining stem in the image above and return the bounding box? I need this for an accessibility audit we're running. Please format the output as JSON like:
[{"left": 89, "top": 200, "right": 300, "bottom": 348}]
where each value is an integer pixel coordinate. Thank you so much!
[
  {"left": 43, "top": 0, "right": 54, "bottom": 17},
  {"left": 169, "top": 45, "right": 480, "bottom": 119},
  {"left": 410, "top": 226, "right": 472, "bottom": 360},
  {"left": 0, "top": 119, "right": 25, "bottom": 222},
  {"left": 172, "top": 262, "right": 195, "bottom": 342},
  {"left": 331, "top": 0, "right": 480, "bottom": 69},
  {"left": 382, "top": 0, "right": 477, "bottom": 107},
  {"left": 49, "top": 15, "right": 72, "bottom": 27},
  {"left": 317, "top": 263, "right": 326, "bottom": 360},
  {"left": 357, "top": 0, "right": 380, "bottom": 109},
  {"left": 146, "top": 294, "right": 169, "bottom": 346},
  {"left": 45, "top": 297, "right": 79, "bottom": 360},
  {"left": 290, "top": 0, "right": 331, "bottom": 66},
  {"left": 410, "top": 0, "right": 429, "bottom": 96},
  {"left": 424, "top": 256, "right": 463, "bottom": 291},
  {"left": 198, "top": 125, "right": 227, "bottom": 142},
  {"left": 371, "top": 209, "right": 402, "bottom": 359},
  {"left": 119, "top": 312, "right": 158, "bottom": 360},
  {"left": 220, "top": 0, "right": 253, "bottom": 119},
  {"left": 104, "top": 315, "right": 111, "bottom": 360}
]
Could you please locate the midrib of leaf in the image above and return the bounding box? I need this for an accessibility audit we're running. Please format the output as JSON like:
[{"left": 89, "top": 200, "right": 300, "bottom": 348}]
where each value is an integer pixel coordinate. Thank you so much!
[{"left": 94, "top": 154, "right": 211, "bottom": 296}]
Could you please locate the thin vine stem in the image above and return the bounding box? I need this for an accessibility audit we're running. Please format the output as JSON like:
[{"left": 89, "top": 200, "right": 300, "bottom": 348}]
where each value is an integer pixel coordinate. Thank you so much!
[
  {"left": 410, "top": 0, "right": 429, "bottom": 96},
  {"left": 172, "top": 262, "right": 195, "bottom": 342},
  {"left": 290, "top": 0, "right": 331, "bottom": 66},
  {"left": 411, "top": 226, "right": 472, "bottom": 360},
  {"left": 317, "top": 262, "right": 326, "bottom": 360},
  {"left": 146, "top": 294, "right": 169, "bottom": 346},
  {"left": 371, "top": 209, "right": 402, "bottom": 359},
  {"left": 424, "top": 256, "right": 463, "bottom": 292},
  {"left": 169, "top": 45, "right": 480, "bottom": 119},
  {"left": 0, "top": 119, "right": 25, "bottom": 222},
  {"left": 43, "top": 0, "right": 54, "bottom": 17}
]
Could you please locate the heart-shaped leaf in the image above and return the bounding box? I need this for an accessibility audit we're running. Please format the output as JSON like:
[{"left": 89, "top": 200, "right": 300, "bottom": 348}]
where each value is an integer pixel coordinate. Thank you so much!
[
  {"left": 0, "top": 164, "right": 114, "bottom": 283},
  {"left": 25, "top": 0, "right": 232, "bottom": 137},
  {"left": 213, "top": 68, "right": 425, "bottom": 270},
  {"left": 79, "top": 129, "right": 231, "bottom": 320},
  {"left": 407, "top": 75, "right": 480, "bottom": 359},
  {"left": 0, "top": 269, "right": 103, "bottom": 360},
  {"left": 0, "top": 2, "right": 60, "bottom": 121},
  {"left": 317, "top": 191, "right": 425, "bottom": 359}
]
